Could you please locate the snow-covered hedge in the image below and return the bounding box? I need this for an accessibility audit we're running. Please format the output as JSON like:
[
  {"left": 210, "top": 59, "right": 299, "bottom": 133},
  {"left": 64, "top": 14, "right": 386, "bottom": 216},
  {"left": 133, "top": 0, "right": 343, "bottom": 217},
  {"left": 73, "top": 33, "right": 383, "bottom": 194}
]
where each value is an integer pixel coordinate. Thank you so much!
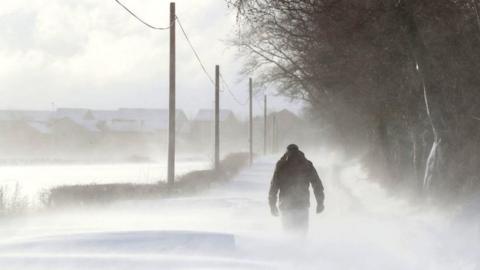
[{"left": 45, "top": 153, "right": 250, "bottom": 207}]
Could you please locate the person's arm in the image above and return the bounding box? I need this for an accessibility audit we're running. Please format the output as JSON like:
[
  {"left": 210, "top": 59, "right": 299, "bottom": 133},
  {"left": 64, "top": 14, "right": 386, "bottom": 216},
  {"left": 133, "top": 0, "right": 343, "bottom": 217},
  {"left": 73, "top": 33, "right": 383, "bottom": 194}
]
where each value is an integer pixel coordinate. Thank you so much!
[
  {"left": 268, "top": 163, "right": 281, "bottom": 216},
  {"left": 309, "top": 162, "right": 325, "bottom": 213}
]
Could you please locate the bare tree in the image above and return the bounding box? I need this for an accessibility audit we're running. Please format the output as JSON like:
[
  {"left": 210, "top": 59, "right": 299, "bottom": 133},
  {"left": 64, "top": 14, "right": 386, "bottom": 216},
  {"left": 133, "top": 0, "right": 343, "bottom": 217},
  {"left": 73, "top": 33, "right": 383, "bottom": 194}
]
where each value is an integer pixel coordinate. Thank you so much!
[{"left": 230, "top": 0, "right": 480, "bottom": 198}]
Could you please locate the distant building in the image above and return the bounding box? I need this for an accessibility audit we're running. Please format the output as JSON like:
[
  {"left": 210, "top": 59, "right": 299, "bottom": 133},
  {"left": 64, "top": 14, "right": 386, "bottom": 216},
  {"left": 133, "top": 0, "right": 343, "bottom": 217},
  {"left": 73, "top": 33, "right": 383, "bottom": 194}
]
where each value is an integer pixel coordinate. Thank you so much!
[
  {"left": 114, "top": 108, "right": 188, "bottom": 134},
  {"left": 193, "top": 109, "right": 238, "bottom": 123},
  {"left": 268, "top": 109, "right": 303, "bottom": 153},
  {"left": 192, "top": 109, "right": 239, "bottom": 135},
  {"left": 268, "top": 109, "right": 301, "bottom": 128},
  {"left": 0, "top": 110, "right": 54, "bottom": 135},
  {"left": 250, "top": 109, "right": 304, "bottom": 153},
  {"left": 0, "top": 108, "right": 196, "bottom": 161},
  {"left": 53, "top": 108, "right": 102, "bottom": 133},
  {"left": 0, "top": 111, "right": 53, "bottom": 155},
  {"left": 190, "top": 109, "right": 241, "bottom": 151},
  {"left": 0, "top": 108, "right": 192, "bottom": 159},
  {"left": 52, "top": 108, "right": 188, "bottom": 135},
  {"left": 0, "top": 110, "right": 53, "bottom": 123}
]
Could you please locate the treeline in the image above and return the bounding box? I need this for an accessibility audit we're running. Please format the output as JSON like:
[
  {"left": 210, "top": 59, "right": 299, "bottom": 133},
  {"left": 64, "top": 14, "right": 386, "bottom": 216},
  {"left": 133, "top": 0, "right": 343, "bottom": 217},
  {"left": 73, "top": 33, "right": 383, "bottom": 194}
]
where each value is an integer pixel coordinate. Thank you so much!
[{"left": 229, "top": 0, "right": 480, "bottom": 198}]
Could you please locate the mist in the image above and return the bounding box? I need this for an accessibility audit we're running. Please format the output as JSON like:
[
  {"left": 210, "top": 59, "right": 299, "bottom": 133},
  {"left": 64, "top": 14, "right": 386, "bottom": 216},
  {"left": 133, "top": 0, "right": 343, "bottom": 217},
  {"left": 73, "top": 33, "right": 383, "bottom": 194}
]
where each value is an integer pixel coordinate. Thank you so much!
[
  {"left": 1, "top": 151, "right": 479, "bottom": 269},
  {"left": 2, "top": 0, "right": 480, "bottom": 269}
]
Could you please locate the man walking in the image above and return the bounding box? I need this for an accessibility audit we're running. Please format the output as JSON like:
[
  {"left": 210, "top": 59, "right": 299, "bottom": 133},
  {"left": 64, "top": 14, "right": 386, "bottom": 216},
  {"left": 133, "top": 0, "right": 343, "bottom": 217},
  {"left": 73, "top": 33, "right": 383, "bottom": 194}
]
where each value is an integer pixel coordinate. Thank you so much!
[{"left": 269, "top": 144, "right": 325, "bottom": 234}]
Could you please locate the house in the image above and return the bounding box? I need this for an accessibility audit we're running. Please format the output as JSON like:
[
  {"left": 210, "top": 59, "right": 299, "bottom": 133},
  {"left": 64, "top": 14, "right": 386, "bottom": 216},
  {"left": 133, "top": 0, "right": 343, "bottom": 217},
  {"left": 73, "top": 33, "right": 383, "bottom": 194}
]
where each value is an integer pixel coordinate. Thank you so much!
[
  {"left": 52, "top": 108, "right": 189, "bottom": 135},
  {"left": 0, "top": 108, "right": 193, "bottom": 160},
  {"left": 115, "top": 108, "right": 188, "bottom": 134},
  {"left": 268, "top": 109, "right": 301, "bottom": 129},
  {"left": 190, "top": 109, "right": 241, "bottom": 150},
  {"left": 193, "top": 109, "right": 238, "bottom": 123},
  {"left": 53, "top": 108, "right": 102, "bottom": 133},
  {"left": 28, "top": 122, "right": 52, "bottom": 135},
  {"left": 267, "top": 109, "right": 303, "bottom": 153},
  {"left": 192, "top": 109, "right": 239, "bottom": 135},
  {"left": 0, "top": 110, "right": 54, "bottom": 153},
  {"left": 0, "top": 110, "right": 53, "bottom": 122},
  {"left": 0, "top": 110, "right": 54, "bottom": 135}
]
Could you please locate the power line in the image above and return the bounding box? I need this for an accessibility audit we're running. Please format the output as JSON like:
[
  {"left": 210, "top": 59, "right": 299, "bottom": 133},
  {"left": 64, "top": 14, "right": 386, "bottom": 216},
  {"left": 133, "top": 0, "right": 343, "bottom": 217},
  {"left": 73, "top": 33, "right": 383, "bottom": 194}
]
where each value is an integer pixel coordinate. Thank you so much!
[
  {"left": 113, "top": 2, "right": 248, "bottom": 107},
  {"left": 176, "top": 15, "right": 248, "bottom": 106},
  {"left": 254, "top": 94, "right": 264, "bottom": 110},
  {"left": 115, "top": 0, "right": 248, "bottom": 106},
  {"left": 219, "top": 74, "right": 249, "bottom": 106},
  {"left": 253, "top": 89, "right": 270, "bottom": 110},
  {"left": 175, "top": 16, "right": 216, "bottom": 86},
  {"left": 114, "top": 0, "right": 172, "bottom": 30}
]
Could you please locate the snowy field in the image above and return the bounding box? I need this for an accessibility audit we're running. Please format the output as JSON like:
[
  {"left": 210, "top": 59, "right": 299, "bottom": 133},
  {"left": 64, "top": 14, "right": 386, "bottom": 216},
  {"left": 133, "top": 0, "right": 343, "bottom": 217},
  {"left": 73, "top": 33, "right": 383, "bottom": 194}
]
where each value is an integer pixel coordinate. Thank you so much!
[
  {"left": 0, "top": 159, "right": 210, "bottom": 202},
  {"left": 0, "top": 155, "right": 479, "bottom": 269}
]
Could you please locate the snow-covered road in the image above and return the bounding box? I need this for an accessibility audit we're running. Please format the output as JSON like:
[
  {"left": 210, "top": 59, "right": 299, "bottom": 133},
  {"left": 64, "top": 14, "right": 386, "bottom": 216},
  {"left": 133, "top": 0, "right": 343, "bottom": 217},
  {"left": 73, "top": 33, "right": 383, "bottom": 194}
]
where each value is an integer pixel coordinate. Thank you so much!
[{"left": 0, "top": 157, "right": 479, "bottom": 269}]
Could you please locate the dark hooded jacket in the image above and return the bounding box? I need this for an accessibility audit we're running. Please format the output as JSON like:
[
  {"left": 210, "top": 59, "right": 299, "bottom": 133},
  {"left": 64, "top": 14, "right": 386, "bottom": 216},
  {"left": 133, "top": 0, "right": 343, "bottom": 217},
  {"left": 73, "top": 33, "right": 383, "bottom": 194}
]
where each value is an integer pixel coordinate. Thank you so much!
[{"left": 269, "top": 150, "right": 324, "bottom": 210}]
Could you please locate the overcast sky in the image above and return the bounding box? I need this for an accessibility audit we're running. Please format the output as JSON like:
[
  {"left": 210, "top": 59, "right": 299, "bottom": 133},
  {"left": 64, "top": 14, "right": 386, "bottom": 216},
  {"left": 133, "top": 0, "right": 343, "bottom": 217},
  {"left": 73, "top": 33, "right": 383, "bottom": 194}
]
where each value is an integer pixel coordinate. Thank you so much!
[{"left": 0, "top": 0, "right": 303, "bottom": 118}]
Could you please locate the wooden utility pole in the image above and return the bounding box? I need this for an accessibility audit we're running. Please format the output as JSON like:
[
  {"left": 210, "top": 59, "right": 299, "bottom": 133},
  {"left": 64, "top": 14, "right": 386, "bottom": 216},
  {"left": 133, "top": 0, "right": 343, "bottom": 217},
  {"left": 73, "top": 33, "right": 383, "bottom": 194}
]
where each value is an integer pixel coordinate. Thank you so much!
[
  {"left": 249, "top": 78, "right": 253, "bottom": 165},
  {"left": 272, "top": 114, "right": 277, "bottom": 153},
  {"left": 263, "top": 95, "right": 267, "bottom": 155},
  {"left": 167, "top": 2, "right": 176, "bottom": 186},
  {"left": 214, "top": 65, "right": 220, "bottom": 171}
]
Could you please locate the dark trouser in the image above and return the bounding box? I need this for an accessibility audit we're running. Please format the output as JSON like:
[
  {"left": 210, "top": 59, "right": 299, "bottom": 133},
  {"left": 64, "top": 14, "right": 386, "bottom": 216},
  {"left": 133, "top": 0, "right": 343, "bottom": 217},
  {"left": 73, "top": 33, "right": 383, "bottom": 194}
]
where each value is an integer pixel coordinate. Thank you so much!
[{"left": 280, "top": 208, "right": 309, "bottom": 235}]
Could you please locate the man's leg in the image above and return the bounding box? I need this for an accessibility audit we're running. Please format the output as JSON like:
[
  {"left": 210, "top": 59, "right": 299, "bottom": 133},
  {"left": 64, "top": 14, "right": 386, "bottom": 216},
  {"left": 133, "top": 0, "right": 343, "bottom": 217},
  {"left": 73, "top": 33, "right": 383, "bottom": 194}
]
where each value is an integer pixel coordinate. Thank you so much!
[{"left": 281, "top": 208, "right": 309, "bottom": 235}]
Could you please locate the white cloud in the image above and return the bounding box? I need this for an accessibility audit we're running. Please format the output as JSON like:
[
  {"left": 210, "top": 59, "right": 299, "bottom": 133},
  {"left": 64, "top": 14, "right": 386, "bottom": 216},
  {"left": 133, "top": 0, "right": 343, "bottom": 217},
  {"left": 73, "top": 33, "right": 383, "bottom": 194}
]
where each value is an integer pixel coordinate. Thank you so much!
[{"left": 0, "top": 0, "right": 302, "bottom": 117}]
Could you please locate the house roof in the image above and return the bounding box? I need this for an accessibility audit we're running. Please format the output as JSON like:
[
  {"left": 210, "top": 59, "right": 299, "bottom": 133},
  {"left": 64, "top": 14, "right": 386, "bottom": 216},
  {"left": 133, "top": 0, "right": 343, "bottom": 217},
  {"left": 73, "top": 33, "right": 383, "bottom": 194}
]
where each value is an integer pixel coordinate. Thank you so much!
[
  {"left": 28, "top": 122, "right": 52, "bottom": 134},
  {"left": 276, "top": 109, "right": 299, "bottom": 117},
  {"left": 0, "top": 111, "right": 54, "bottom": 135},
  {"left": 0, "top": 108, "right": 189, "bottom": 133},
  {"left": 194, "top": 109, "right": 237, "bottom": 122},
  {"left": 0, "top": 110, "right": 53, "bottom": 122},
  {"left": 53, "top": 108, "right": 101, "bottom": 132},
  {"left": 115, "top": 108, "right": 188, "bottom": 132},
  {"left": 269, "top": 109, "right": 301, "bottom": 122},
  {"left": 90, "top": 110, "right": 119, "bottom": 122},
  {"left": 106, "top": 119, "right": 143, "bottom": 133},
  {"left": 118, "top": 108, "right": 187, "bottom": 121}
]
